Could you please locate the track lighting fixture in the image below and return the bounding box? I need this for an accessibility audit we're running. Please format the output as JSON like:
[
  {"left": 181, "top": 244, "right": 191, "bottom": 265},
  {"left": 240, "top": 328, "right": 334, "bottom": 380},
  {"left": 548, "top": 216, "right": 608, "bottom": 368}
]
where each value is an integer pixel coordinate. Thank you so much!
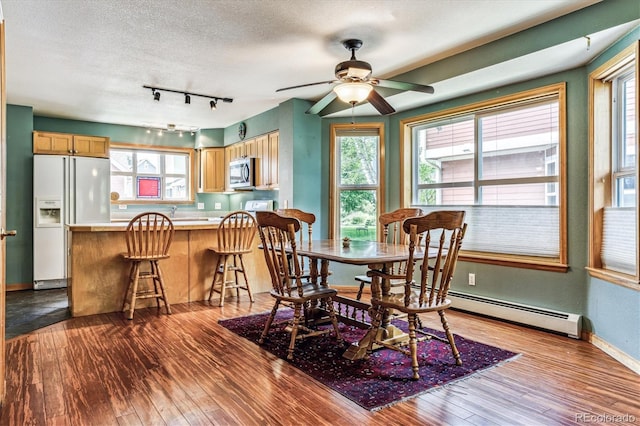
[
  {"left": 144, "top": 124, "right": 199, "bottom": 136},
  {"left": 143, "top": 85, "right": 232, "bottom": 111}
]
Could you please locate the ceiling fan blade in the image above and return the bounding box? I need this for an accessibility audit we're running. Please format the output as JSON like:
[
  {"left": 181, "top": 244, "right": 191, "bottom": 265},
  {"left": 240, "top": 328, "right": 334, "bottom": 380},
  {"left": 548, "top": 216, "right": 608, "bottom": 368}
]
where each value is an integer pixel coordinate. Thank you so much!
[
  {"left": 306, "top": 91, "right": 338, "bottom": 115},
  {"left": 276, "top": 80, "right": 337, "bottom": 92},
  {"left": 367, "top": 89, "right": 395, "bottom": 115},
  {"left": 374, "top": 79, "right": 434, "bottom": 94}
]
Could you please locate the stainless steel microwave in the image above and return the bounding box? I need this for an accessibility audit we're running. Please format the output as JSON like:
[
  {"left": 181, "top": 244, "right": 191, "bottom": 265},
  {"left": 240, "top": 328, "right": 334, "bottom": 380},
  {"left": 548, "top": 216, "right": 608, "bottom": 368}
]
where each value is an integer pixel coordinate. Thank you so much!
[{"left": 229, "top": 157, "right": 255, "bottom": 189}]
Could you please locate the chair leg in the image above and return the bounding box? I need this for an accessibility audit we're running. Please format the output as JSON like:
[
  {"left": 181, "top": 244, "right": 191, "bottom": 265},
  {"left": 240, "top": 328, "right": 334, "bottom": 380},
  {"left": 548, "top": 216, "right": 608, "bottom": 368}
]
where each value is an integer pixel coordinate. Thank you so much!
[
  {"left": 126, "top": 262, "right": 141, "bottom": 320},
  {"left": 439, "top": 310, "right": 462, "bottom": 366},
  {"left": 150, "top": 261, "right": 161, "bottom": 310},
  {"left": 154, "top": 261, "right": 172, "bottom": 315},
  {"left": 233, "top": 254, "right": 241, "bottom": 299},
  {"left": 323, "top": 297, "right": 342, "bottom": 341},
  {"left": 259, "top": 300, "right": 280, "bottom": 344},
  {"left": 237, "top": 254, "right": 254, "bottom": 303},
  {"left": 287, "top": 304, "right": 303, "bottom": 360},
  {"left": 208, "top": 255, "right": 223, "bottom": 302},
  {"left": 122, "top": 262, "right": 136, "bottom": 312},
  {"left": 408, "top": 313, "right": 420, "bottom": 380},
  {"left": 218, "top": 255, "right": 230, "bottom": 307}
]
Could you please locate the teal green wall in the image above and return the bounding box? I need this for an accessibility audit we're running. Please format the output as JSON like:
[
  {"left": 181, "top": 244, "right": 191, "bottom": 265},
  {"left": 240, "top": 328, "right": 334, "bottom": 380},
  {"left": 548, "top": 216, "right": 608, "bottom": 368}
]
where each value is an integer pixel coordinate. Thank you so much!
[{"left": 6, "top": 105, "right": 34, "bottom": 285}]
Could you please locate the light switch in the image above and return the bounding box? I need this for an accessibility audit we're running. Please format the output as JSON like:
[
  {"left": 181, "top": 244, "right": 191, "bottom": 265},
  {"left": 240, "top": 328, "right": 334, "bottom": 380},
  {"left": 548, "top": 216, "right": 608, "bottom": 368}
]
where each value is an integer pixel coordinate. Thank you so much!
[{"left": 197, "top": 203, "right": 205, "bottom": 210}]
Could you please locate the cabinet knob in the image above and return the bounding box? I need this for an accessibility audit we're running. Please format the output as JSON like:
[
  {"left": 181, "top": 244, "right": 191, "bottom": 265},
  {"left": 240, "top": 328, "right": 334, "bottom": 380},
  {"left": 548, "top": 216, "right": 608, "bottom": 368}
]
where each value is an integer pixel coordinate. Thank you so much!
[{"left": 1, "top": 229, "right": 17, "bottom": 240}]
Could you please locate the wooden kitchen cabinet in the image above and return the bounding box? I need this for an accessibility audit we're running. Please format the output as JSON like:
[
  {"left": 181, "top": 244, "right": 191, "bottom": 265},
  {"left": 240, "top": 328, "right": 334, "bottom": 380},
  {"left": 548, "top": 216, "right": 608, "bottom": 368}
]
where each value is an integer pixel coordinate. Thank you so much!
[
  {"left": 72, "top": 135, "right": 110, "bottom": 158},
  {"left": 255, "top": 131, "right": 279, "bottom": 189},
  {"left": 33, "top": 131, "right": 109, "bottom": 158},
  {"left": 200, "top": 147, "right": 225, "bottom": 192}
]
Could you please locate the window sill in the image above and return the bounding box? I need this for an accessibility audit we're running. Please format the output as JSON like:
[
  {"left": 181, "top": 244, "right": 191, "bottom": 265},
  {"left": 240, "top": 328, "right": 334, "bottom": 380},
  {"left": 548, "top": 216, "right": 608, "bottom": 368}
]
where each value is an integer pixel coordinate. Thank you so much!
[
  {"left": 459, "top": 250, "right": 569, "bottom": 273},
  {"left": 585, "top": 267, "right": 639, "bottom": 290}
]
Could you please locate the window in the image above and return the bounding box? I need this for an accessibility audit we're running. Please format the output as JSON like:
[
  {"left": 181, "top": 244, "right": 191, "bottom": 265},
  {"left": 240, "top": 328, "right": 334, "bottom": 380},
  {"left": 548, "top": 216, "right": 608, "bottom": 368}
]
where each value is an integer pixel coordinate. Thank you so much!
[
  {"left": 401, "top": 84, "right": 567, "bottom": 271},
  {"left": 330, "top": 123, "right": 385, "bottom": 240},
  {"left": 588, "top": 42, "right": 638, "bottom": 288},
  {"left": 110, "top": 144, "right": 194, "bottom": 203}
]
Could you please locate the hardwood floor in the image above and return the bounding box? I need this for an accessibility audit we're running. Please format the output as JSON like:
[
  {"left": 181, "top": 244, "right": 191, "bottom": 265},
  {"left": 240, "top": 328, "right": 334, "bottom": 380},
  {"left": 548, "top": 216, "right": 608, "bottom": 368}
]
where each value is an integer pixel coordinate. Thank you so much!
[{"left": 1, "top": 291, "right": 638, "bottom": 425}]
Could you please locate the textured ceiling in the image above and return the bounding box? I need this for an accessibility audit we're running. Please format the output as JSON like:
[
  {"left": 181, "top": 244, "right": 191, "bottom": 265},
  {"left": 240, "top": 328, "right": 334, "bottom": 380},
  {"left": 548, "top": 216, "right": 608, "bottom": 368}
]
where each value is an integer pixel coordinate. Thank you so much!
[{"left": 0, "top": 0, "right": 611, "bottom": 131}]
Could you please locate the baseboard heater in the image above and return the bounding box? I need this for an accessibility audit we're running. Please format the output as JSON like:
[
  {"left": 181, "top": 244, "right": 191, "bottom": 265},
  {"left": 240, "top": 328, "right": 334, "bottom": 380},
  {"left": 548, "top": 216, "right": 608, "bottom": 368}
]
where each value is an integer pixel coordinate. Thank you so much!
[{"left": 447, "top": 291, "right": 582, "bottom": 339}]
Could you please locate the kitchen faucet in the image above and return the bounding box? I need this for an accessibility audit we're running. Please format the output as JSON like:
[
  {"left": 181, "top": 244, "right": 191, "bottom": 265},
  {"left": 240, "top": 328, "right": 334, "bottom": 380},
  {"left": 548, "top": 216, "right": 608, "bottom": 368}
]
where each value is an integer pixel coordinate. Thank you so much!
[{"left": 170, "top": 205, "right": 177, "bottom": 218}]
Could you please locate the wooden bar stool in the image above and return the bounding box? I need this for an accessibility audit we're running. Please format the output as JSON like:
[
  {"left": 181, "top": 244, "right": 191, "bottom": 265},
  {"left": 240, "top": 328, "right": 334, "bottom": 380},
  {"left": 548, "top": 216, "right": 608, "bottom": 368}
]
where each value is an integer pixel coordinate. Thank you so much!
[
  {"left": 121, "top": 212, "right": 174, "bottom": 320},
  {"left": 208, "top": 211, "right": 257, "bottom": 306}
]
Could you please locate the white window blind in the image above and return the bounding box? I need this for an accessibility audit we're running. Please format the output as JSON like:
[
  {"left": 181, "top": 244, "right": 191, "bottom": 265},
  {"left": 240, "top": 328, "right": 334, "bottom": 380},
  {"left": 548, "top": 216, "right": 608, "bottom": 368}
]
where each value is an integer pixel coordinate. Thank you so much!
[
  {"left": 601, "top": 207, "right": 638, "bottom": 275},
  {"left": 421, "top": 205, "right": 559, "bottom": 257}
]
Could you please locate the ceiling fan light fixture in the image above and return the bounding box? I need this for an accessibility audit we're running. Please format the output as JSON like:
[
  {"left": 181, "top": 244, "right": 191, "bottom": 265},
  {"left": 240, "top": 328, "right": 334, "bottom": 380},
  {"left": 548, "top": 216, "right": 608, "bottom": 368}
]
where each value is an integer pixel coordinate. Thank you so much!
[{"left": 333, "top": 82, "right": 372, "bottom": 104}]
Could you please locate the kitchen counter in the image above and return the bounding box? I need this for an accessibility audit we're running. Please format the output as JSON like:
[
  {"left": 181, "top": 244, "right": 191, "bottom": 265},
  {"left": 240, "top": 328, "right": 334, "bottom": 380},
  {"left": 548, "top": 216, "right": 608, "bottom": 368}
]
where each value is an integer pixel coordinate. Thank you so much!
[
  {"left": 68, "top": 218, "right": 223, "bottom": 232},
  {"left": 66, "top": 220, "right": 269, "bottom": 317}
]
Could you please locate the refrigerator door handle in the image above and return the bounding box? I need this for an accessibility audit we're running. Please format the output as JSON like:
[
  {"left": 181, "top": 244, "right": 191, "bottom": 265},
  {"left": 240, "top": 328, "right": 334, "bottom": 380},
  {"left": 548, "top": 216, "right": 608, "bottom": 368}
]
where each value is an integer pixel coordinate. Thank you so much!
[{"left": 0, "top": 229, "right": 17, "bottom": 240}]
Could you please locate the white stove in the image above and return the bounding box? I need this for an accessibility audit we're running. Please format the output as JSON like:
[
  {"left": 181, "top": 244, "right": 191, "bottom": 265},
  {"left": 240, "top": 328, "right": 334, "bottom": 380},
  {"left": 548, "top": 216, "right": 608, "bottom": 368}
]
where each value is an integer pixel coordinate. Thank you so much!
[{"left": 244, "top": 200, "right": 274, "bottom": 215}]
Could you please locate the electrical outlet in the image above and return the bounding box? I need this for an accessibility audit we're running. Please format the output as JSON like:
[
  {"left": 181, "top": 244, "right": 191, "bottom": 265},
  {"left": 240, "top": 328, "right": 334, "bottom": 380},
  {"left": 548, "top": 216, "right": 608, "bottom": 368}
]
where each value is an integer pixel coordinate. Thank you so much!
[
  {"left": 468, "top": 273, "right": 476, "bottom": 286},
  {"left": 118, "top": 204, "right": 127, "bottom": 210},
  {"left": 197, "top": 203, "right": 205, "bottom": 210},
  {"left": 214, "top": 202, "right": 222, "bottom": 210}
]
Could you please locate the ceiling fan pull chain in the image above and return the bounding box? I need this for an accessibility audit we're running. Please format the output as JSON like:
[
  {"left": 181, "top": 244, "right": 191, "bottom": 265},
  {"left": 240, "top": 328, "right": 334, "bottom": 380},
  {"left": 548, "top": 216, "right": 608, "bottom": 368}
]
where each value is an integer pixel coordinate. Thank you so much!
[{"left": 351, "top": 102, "right": 356, "bottom": 126}]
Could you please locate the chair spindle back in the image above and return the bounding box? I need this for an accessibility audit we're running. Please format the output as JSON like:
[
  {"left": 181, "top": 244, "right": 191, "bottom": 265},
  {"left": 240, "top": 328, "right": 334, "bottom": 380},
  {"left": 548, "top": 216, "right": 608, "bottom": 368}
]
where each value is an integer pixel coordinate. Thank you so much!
[
  {"left": 125, "top": 212, "right": 174, "bottom": 258},
  {"left": 217, "top": 211, "right": 257, "bottom": 253},
  {"left": 256, "top": 211, "right": 305, "bottom": 297},
  {"left": 402, "top": 211, "right": 467, "bottom": 308}
]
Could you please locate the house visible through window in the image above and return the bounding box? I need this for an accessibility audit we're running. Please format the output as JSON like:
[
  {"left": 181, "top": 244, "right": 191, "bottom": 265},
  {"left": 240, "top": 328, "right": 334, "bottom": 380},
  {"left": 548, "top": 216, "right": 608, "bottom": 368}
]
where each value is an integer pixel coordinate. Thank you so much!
[
  {"left": 402, "top": 83, "right": 567, "bottom": 271},
  {"left": 588, "top": 42, "right": 638, "bottom": 286},
  {"left": 110, "top": 145, "right": 193, "bottom": 202},
  {"left": 330, "top": 123, "right": 384, "bottom": 241}
]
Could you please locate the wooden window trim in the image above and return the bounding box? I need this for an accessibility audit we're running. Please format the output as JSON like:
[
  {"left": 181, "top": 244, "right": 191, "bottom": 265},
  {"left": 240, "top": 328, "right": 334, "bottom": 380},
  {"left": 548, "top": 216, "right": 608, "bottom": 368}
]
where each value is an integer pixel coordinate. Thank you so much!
[
  {"left": 399, "top": 83, "right": 568, "bottom": 270},
  {"left": 329, "top": 123, "right": 385, "bottom": 240},
  {"left": 110, "top": 142, "right": 195, "bottom": 204},
  {"left": 587, "top": 42, "right": 639, "bottom": 288}
]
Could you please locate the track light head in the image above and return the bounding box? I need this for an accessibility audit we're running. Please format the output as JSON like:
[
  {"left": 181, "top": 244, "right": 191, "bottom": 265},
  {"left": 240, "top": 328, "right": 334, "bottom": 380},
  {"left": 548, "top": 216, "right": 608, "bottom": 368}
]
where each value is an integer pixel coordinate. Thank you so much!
[
  {"left": 153, "top": 89, "right": 160, "bottom": 101},
  {"left": 185, "top": 94, "right": 191, "bottom": 104},
  {"left": 210, "top": 100, "right": 217, "bottom": 111}
]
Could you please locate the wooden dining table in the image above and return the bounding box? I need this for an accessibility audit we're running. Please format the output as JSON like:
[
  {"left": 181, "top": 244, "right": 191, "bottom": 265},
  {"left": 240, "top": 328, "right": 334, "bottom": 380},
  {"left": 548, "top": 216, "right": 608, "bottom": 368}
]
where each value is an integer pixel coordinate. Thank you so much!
[{"left": 294, "top": 239, "right": 430, "bottom": 360}]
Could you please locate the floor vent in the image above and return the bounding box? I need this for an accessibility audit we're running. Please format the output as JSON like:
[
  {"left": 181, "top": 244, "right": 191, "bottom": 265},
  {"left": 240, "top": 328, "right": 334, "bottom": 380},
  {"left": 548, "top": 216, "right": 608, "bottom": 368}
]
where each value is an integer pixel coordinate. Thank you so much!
[{"left": 448, "top": 291, "right": 582, "bottom": 339}]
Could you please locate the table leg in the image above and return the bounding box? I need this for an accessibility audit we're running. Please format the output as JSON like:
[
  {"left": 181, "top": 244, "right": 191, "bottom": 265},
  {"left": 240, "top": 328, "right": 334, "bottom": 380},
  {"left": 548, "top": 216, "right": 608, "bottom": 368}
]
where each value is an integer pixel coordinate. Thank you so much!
[{"left": 341, "top": 266, "right": 408, "bottom": 360}]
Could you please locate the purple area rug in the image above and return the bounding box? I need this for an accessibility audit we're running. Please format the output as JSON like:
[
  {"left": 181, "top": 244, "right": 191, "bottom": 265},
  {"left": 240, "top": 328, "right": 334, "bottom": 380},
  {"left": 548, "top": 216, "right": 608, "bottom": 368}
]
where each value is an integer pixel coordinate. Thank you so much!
[{"left": 218, "top": 309, "right": 519, "bottom": 411}]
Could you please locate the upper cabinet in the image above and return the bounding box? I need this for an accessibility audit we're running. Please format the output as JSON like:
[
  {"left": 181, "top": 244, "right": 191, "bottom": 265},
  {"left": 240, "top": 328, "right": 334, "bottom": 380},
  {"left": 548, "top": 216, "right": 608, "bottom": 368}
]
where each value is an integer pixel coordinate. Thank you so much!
[
  {"left": 223, "top": 130, "right": 279, "bottom": 191},
  {"left": 255, "top": 131, "right": 279, "bottom": 190},
  {"left": 33, "top": 131, "right": 110, "bottom": 158},
  {"left": 199, "top": 147, "right": 225, "bottom": 193}
]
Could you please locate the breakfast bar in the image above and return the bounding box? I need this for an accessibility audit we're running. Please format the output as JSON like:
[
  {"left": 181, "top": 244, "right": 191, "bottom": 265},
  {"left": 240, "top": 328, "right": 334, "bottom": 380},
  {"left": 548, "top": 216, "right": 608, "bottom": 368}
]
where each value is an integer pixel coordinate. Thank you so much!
[{"left": 66, "top": 220, "right": 270, "bottom": 317}]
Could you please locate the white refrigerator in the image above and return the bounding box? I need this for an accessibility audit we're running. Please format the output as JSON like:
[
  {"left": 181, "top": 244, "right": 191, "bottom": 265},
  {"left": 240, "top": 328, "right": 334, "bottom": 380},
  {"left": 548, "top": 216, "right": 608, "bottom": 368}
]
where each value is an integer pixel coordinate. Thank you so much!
[{"left": 33, "top": 155, "right": 111, "bottom": 289}]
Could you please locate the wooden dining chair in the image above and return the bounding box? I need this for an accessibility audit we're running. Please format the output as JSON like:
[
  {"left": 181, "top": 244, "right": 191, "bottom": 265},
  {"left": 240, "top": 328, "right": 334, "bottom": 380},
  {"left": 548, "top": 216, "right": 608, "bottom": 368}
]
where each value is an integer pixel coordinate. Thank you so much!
[
  {"left": 355, "top": 207, "right": 423, "bottom": 300},
  {"left": 208, "top": 210, "right": 257, "bottom": 306},
  {"left": 256, "top": 211, "right": 342, "bottom": 360},
  {"left": 122, "top": 212, "right": 175, "bottom": 320},
  {"left": 276, "top": 208, "right": 319, "bottom": 280},
  {"left": 366, "top": 210, "right": 467, "bottom": 380}
]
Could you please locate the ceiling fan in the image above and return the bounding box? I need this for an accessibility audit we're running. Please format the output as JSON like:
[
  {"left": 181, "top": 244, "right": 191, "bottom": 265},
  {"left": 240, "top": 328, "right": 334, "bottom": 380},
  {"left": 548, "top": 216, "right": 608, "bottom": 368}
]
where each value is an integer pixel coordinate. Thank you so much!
[{"left": 276, "top": 39, "right": 434, "bottom": 116}]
